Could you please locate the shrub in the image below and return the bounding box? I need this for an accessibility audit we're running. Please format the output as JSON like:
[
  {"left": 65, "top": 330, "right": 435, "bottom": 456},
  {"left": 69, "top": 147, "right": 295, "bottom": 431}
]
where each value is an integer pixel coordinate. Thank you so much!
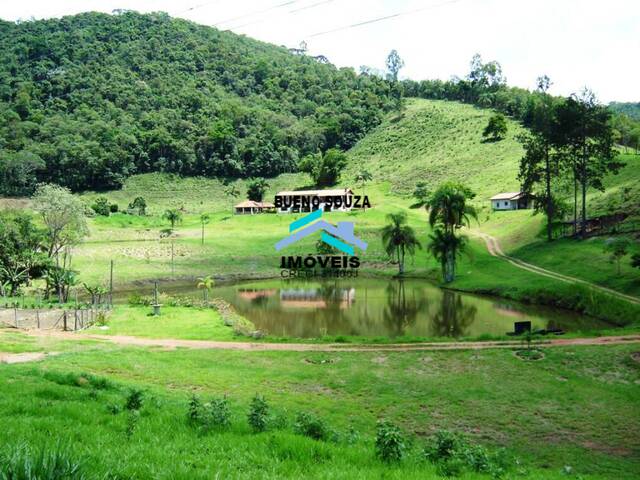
[
  {"left": 109, "top": 203, "right": 119, "bottom": 213},
  {"left": 375, "top": 421, "right": 405, "bottom": 463},
  {"left": 187, "top": 395, "right": 202, "bottom": 425},
  {"left": 0, "top": 443, "right": 85, "bottom": 479},
  {"left": 128, "top": 196, "right": 147, "bottom": 216},
  {"left": 208, "top": 396, "right": 231, "bottom": 428},
  {"left": 125, "top": 388, "right": 144, "bottom": 411},
  {"left": 91, "top": 196, "right": 111, "bottom": 216},
  {"left": 248, "top": 394, "right": 269, "bottom": 433},
  {"left": 294, "top": 412, "right": 329, "bottom": 440},
  {"left": 425, "top": 430, "right": 462, "bottom": 462},
  {"left": 436, "top": 457, "right": 465, "bottom": 477},
  {"left": 424, "top": 430, "right": 511, "bottom": 477}
]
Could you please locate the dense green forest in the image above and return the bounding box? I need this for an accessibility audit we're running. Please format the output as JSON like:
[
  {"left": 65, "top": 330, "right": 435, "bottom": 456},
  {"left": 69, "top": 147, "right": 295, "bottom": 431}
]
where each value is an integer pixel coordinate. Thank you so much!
[
  {"left": 609, "top": 102, "right": 640, "bottom": 121},
  {"left": 0, "top": 11, "right": 638, "bottom": 197},
  {"left": 0, "top": 11, "right": 394, "bottom": 193}
]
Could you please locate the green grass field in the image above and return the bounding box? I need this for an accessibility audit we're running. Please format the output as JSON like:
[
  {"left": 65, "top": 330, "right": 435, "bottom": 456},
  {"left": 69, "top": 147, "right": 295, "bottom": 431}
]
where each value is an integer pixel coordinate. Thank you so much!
[
  {"left": 1, "top": 334, "right": 638, "bottom": 479},
  {"left": 0, "top": 99, "right": 628, "bottom": 328}
]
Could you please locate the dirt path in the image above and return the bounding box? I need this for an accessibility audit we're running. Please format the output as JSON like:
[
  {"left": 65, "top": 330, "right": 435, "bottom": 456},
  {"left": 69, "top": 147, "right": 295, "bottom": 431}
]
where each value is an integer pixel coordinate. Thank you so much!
[
  {"left": 0, "top": 351, "right": 52, "bottom": 364},
  {"left": 23, "top": 330, "right": 640, "bottom": 353},
  {"left": 476, "top": 233, "right": 640, "bottom": 305}
]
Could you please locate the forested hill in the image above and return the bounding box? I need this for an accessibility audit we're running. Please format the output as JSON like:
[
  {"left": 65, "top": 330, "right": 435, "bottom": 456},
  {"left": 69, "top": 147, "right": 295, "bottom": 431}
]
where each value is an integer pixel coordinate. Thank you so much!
[
  {"left": 609, "top": 102, "right": 640, "bottom": 121},
  {"left": 0, "top": 11, "right": 393, "bottom": 193}
]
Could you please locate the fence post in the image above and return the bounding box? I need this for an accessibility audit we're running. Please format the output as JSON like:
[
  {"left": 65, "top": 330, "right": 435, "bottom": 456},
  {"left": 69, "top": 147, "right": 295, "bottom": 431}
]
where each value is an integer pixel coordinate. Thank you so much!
[
  {"left": 14, "top": 307, "right": 18, "bottom": 328},
  {"left": 36, "top": 309, "right": 40, "bottom": 329},
  {"left": 74, "top": 310, "right": 78, "bottom": 330},
  {"left": 63, "top": 311, "right": 67, "bottom": 331}
]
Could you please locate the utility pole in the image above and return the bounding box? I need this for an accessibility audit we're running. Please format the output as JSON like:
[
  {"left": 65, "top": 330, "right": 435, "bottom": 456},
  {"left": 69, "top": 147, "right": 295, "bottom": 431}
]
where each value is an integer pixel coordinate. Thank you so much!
[
  {"left": 171, "top": 241, "right": 175, "bottom": 277},
  {"left": 109, "top": 259, "right": 114, "bottom": 308}
]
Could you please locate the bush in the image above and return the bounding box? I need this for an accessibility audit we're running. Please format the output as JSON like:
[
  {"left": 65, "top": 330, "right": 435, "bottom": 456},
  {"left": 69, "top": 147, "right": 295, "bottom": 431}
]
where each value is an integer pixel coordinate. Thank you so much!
[
  {"left": 248, "top": 394, "right": 269, "bottom": 433},
  {"left": 424, "top": 430, "right": 511, "bottom": 477},
  {"left": 91, "top": 196, "right": 111, "bottom": 216},
  {"left": 109, "top": 203, "right": 119, "bottom": 213},
  {"left": 208, "top": 396, "right": 231, "bottom": 428},
  {"left": 187, "top": 395, "right": 202, "bottom": 425},
  {"left": 425, "top": 430, "right": 462, "bottom": 462},
  {"left": 375, "top": 421, "right": 405, "bottom": 463},
  {"left": 125, "top": 388, "right": 144, "bottom": 411},
  {"left": 128, "top": 196, "right": 147, "bottom": 216},
  {"left": 294, "top": 412, "right": 329, "bottom": 440}
]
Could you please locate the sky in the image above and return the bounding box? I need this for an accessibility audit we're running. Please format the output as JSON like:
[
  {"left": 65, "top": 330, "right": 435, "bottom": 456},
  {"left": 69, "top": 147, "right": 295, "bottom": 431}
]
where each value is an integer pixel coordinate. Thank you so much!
[{"left": 1, "top": 0, "right": 638, "bottom": 103}]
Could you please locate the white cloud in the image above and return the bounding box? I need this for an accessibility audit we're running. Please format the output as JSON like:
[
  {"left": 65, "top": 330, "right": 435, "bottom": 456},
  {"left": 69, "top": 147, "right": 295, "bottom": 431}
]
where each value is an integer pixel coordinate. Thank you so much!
[{"left": 2, "top": 0, "right": 638, "bottom": 102}]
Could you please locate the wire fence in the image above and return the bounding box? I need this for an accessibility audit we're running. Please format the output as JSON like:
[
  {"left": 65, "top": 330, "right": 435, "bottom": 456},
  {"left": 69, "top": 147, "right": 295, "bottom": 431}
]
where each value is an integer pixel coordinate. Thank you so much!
[{"left": 0, "top": 305, "right": 110, "bottom": 331}]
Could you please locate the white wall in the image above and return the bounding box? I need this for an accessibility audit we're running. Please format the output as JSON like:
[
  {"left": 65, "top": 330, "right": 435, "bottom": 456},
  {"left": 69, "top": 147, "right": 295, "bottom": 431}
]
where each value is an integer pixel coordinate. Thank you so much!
[{"left": 492, "top": 200, "right": 515, "bottom": 210}]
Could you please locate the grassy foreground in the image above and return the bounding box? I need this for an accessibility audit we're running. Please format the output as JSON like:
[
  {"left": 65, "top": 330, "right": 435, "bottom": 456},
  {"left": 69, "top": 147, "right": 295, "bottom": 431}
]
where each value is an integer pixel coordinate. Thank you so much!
[{"left": 0, "top": 332, "right": 639, "bottom": 479}]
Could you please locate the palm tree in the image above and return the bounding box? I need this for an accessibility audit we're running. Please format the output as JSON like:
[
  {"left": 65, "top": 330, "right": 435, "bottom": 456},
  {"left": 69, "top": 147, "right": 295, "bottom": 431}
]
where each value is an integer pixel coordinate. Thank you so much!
[
  {"left": 426, "top": 228, "right": 467, "bottom": 283},
  {"left": 0, "top": 264, "right": 29, "bottom": 297},
  {"left": 381, "top": 212, "right": 421, "bottom": 275},
  {"left": 426, "top": 182, "right": 477, "bottom": 235},
  {"left": 354, "top": 170, "right": 373, "bottom": 208},
  {"left": 196, "top": 275, "right": 215, "bottom": 304},
  {"left": 164, "top": 209, "right": 183, "bottom": 231},
  {"left": 200, "top": 213, "right": 210, "bottom": 245},
  {"left": 425, "top": 182, "right": 477, "bottom": 283}
]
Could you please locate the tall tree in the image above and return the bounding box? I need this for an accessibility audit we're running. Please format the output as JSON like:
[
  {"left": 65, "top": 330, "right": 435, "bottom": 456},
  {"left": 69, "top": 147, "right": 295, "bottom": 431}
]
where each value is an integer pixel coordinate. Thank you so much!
[
  {"left": 298, "top": 148, "right": 347, "bottom": 187},
  {"left": 32, "top": 184, "right": 88, "bottom": 260},
  {"left": 554, "top": 89, "right": 622, "bottom": 238},
  {"left": 518, "top": 76, "right": 558, "bottom": 241},
  {"left": 164, "top": 209, "right": 183, "bottom": 231},
  {"left": 381, "top": 212, "right": 421, "bottom": 275},
  {"left": 425, "top": 182, "right": 477, "bottom": 283},
  {"left": 386, "top": 50, "right": 404, "bottom": 82},
  {"left": 200, "top": 213, "right": 210, "bottom": 246},
  {"left": 483, "top": 113, "right": 508, "bottom": 141},
  {"left": 32, "top": 184, "right": 87, "bottom": 301},
  {"left": 354, "top": 170, "right": 373, "bottom": 205},
  {"left": 246, "top": 178, "right": 270, "bottom": 202}
]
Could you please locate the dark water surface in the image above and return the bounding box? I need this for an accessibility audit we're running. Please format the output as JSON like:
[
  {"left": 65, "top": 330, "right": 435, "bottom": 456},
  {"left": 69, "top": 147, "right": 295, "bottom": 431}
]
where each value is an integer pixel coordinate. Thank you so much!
[{"left": 118, "top": 278, "right": 612, "bottom": 339}]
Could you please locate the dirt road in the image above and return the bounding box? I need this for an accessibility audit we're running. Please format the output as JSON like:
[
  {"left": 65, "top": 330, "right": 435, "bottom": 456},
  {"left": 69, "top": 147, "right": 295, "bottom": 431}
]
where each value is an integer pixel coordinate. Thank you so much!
[
  {"left": 20, "top": 330, "right": 640, "bottom": 353},
  {"left": 476, "top": 233, "right": 640, "bottom": 305}
]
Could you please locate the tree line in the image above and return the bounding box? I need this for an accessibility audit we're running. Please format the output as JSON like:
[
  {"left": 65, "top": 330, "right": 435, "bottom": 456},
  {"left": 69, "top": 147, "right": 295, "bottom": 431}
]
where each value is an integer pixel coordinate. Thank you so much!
[{"left": 401, "top": 55, "right": 640, "bottom": 153}]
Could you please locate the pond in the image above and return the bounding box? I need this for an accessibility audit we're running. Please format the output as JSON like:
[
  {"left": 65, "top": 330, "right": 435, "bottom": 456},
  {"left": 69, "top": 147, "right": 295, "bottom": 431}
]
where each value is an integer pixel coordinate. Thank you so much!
[{"left": 121, "top": 278, "right": 613, "bottom": 339}]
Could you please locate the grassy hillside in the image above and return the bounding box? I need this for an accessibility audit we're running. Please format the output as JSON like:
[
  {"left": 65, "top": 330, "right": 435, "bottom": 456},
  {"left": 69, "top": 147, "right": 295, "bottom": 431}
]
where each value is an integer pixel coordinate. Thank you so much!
[{"left": 345, "top": 99, "right": 526, "bottom": 199}]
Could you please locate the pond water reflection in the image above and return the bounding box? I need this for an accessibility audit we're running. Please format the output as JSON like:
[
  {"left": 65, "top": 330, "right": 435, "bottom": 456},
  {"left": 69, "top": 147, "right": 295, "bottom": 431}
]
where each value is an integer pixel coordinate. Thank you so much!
[{"left": 142, "top": 278, "right": 612, "bottom": 339}]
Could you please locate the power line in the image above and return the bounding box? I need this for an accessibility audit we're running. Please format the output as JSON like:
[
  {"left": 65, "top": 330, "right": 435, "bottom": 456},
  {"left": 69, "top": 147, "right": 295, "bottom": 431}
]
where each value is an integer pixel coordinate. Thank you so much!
[
  {"left": 174, "top": 0, "right": 225, "bottom": 16},
  {"left": 213, "top": 0, "right": 304, "bottom": 27},
  {"left": 288, "top": 0, "right": 334, "bottom": 14},
  {"left": 307, "top": 0, "right": 463, "bottom": 39},
  {"left": 224, "top": 1, "right": 336, "bottom": 34}
]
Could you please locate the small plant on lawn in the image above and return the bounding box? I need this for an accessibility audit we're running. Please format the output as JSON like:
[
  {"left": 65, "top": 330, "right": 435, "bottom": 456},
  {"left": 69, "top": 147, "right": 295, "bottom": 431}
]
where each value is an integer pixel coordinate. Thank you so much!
[
  {"left": 248, "top": 394, "right": 269, "bottom": 433},
  {"left": 516, "top": 330, "right": 544, "bottom": 360},
  {"left": 187, "top": 395, "right": 202, "bottom": 425},
  {"left": 208, "top": 396, "right": 231, "bottom": 428},
  {"left": 125, "top": 388, "right": 144, "bottom": 411},
  {"left": 603, "top": 237, "right": 631, "bottom": 275},
  {"left": 375, "top": 421, "right": 406, "bottom": 463},
  {"left": 294, "top": 412, "right": 329, "bottom": 441},
  {"left": 424, "top": 430, "right": 510, "bottom": 477}
]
